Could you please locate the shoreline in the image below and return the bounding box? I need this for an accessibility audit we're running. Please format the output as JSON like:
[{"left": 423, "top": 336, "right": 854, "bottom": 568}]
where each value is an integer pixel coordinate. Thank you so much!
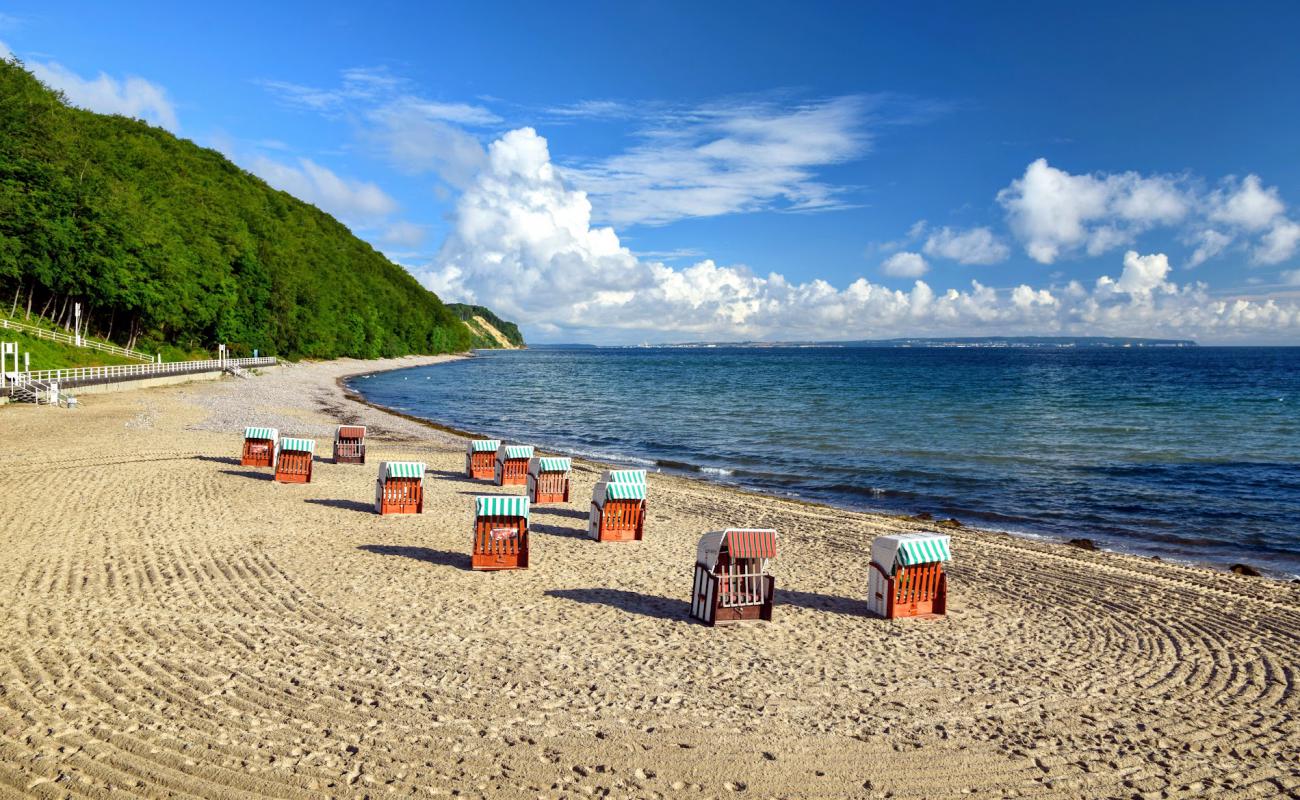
[
  {"left": 2, "top": 356, "right": 1297, "bottom": 798},
  {"left": 341, "top": 354, "right": 1296, "bottom": 582}
]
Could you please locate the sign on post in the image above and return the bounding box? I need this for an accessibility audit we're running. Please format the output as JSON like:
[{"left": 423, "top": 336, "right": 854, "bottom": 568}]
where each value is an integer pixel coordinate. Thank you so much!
[{"left": 74, "top": 303, "right": 82, "bottom": 347}]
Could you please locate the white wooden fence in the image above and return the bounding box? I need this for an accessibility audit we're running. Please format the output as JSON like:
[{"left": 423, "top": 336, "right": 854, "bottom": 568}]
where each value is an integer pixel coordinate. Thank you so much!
[
  {"left": 1, "top": 316, "right": 155, "bottom": 362},
  {"left": 4, "top": 356, "right": 277, "bottom": 403}
]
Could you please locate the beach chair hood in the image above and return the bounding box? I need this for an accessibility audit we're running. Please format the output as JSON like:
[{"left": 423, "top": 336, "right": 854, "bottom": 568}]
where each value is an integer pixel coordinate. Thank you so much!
[
  {"left": 337, "top": 425, "right": 366, "bottom": 439},
  {"left": 871, "top": 533, "right": 952, "bottom": 575},
  {"left": 600, "top": 468, "right": 647, "bottom": 485},
  {"left": 279, "top": 437, "right": 316, "bottom": 455},
  {"left": 696, "top": 528, "right": 778, "bottom": 571},
  {"left": 592, "top": 480, "right": 646, "bottom": 505},
  {"left": 528, "top": 456, "right": 572, "bottom": 477},
  {"left": 244, "top": 426, "right": 278, "bottom": 441},
  {"left": 496, "top": 444, "right": 535, "bottom": 462},
  {"left": 475, "top": 495, "right": 530, "bottom": 521},
  {"left": 468, "top": 439, "right": 501, "bottom": 455}
]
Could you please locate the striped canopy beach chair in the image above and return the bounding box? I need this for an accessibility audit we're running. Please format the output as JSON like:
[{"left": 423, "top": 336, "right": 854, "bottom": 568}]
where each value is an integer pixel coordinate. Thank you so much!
[
  {"left": 690, "top": 528, "right": 778, "bottom": 626},
  {"left": 274, "top": 437, "right": 315, "bottom": 484},
  {"left": 868, "top": 533, "right": 951, "bottom": 619},
  {"left": 241, "top": 426, "right": 278, "bottom": 468},
  {"left": 599, "top": 468, "right": 647, "bottom": 487},
  {"left": 527, "top": 456, "right": 571, "bottom": 504},
  {"left": 495, "top": 444, "right": 535, "bottom": 487},
  {"left": 466, "top": 439, "right": 501, "bottom": 480},
  {"left": 587, "top": 480, "right": 646, "bottom": 542},
  {"left": 374, "top": 461, "right": 425, "bottom": 515},
  {"left": 472, "top": 495, "right": 530, "bottom": 570},
  {"left": 334, "top": 425, "right": 367, "bottom": 464}
]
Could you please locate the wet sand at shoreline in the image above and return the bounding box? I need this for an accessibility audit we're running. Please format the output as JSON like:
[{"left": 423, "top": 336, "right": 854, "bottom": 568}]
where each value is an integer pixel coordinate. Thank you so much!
[{"left": 0, "top": 356, "right": 1297, "bottom": 798}]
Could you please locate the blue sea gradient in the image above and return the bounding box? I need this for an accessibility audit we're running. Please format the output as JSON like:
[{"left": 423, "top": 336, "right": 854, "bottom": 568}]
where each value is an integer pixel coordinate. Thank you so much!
[{"left": 349, "top": 347, "right": 1300, "bottom": 577}]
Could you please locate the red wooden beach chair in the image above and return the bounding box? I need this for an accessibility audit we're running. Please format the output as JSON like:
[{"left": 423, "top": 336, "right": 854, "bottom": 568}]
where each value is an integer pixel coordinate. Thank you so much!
[
  {"left": 374, "top": 461, "right": 425, "bottom": 515},
  {"left": 466, "top": 439, "right": 500, "bottom": 479},
  {"left": 241, "top": 426, "right": 278, "bottom": 467},
  {"left": 527, "top": 456, "right": 571, "bottom": 504},
  {"left": 274, "top": 437, "right": 315, "bottom": 484},
  {"left": 495, "top": 444, "right": 534, "bottom": 487},
  {"left": 690, "top": 528, "right": 778, "bottom": 625},
  {"left": 588, "top": 480, "right": 646, "bottom": 542},
  {"left": 867, "top": 533, "right": 951, "bottom": 619},
  {"left": 334, "top": 425, "right": 367, "bottom": 464},
  {"left": 472, "top": 495, "right": 530, "bottom": 570}
]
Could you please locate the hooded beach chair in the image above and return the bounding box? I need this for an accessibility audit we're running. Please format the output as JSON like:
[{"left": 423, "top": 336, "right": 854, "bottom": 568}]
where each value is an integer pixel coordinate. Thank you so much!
[
  {"left": 527, "top": 456, "right": 571, "bottom": 504},
  {"left": 466, "top": 439, "right": 501, "bottom": 479},
  {"left": 690, "top": 528, "right": 778, "bottom": 625},
  {"left": 333, "top": 425, "right": 367, "bottom": 464},
  {"left": 867, "top": 532, "right": 951, "bottom": 619},
  {"left": 472, "top": 495, "right": 530, "bottom": 570},
  {"left": 587, "top": 480, "right": 646, "bottom": 542},
  {"left": 599, "top": 468, "right": 647, "bottom": 487},
  {"left": 241, "top": 426, "right": 278, "bottom": 467},
  {"left": 495, "top": 444, "right": 535, "bottom": 487},
  {"left": 274, "top": 437, "right": 316, "bottom": 483},
  {"left": 374, "top": 461, "right": 425, "bottom": 515}
]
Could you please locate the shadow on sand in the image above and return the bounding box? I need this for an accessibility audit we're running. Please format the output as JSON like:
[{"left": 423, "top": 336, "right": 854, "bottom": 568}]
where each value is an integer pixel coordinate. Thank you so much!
[
  {"left": 545, "top": 588, "right": 688, "bottom": 622},
  {"left": 534, "top": 506, "right": 589, "bottom": 521},
  {"left": 193, "top": 454, "right": 241, "bottom": 466},
  {"left": 357, "top": 544, "right": 471, "bottom": 570},
  {"left": 219, "top": 468, "right": 273, "bottom": 481},
  {"left": 428, "top": 468, "right": 478, "bottom": 484},
  {"left": 530, "top": 522, "right": 587, "bottom": 540},
  {"left": 306, "top": 498, "right": 374, "bottom": 514},
  {"left": 777, "top": 588, "right": 875, "bottom": 618}
]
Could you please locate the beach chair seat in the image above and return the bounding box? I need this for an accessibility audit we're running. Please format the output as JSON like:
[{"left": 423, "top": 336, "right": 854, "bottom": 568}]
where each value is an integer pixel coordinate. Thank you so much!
[
  {"left": 241, "top": 426, "right": 278, "bottom": 468},
  {"left": 527, "top": 456, "right": 571, "bottom": 504},
  {"left": 374, "top": 461, "right": 425, "bottom": 515},
  {"left": 274, "top": 437, "right": 315, "bottom": 484},
  {"left": 495, "top": 444, "right": 534, "bottom": 487},
  {"left": 334, "top": 425, "right": 367, "bottom": 464},
  {"left": 690, "top": 529, "right": 778, "bottom": 626},
  {"left": 472, "top": 495, "right": 530, "bottom": 570},
  {"left": 588, "top": 480, "right": 646, "bottom": 542},
  {"left": 466, "top": 439, "right": 501, "bottom": 479},
  {"left": 867, "top": 533, "right": 951, "bottom": 619}
]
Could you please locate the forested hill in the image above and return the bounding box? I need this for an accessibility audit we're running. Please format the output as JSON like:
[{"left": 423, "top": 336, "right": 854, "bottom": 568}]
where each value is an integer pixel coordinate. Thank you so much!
[{"left": 0, "top": 59, "right": 521, "bottom": 359}]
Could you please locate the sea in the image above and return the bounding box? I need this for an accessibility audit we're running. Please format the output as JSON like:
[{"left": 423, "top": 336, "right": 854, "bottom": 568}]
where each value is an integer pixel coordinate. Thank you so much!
[{"left": 348, "top": 346, "right": 1300, "bottom": 577}]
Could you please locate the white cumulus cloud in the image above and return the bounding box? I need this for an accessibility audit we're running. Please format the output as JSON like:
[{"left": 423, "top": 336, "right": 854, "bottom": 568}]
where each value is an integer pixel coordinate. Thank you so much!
[
  {"left": 250, "top": 156, "right": 398, "bottom": 223},
  {"left": 997, "top": 158, "right": 1190, "bottom": 264},
  {"left": 419, "top": 128, "right": 1300, "bottom": 343},
  {"left": 922, "top": 226, "right": 1010, "bottom": 265},
  {"left": 3, "top": 41, "right": 178, "bottom": 131},
  {"left": 882, "top": 252, "right": 929, "bottom": 277}
]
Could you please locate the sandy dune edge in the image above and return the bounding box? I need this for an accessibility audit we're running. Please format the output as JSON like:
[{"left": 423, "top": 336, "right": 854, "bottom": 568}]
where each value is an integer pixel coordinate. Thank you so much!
[{"left": 0, "top": 356, "right": 1296, "bottom": 799}]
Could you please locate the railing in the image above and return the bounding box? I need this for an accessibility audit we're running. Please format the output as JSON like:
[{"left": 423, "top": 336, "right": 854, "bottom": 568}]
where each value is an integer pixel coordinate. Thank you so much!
[
  {"left": 4, "top": 356, "right": 276, "bottom": 399},
  {"left": 717, "top": 563, "right": 770, "bottom": 608},
  {"left": 1, "top": 316, "right": 155, "bottom": 362}
]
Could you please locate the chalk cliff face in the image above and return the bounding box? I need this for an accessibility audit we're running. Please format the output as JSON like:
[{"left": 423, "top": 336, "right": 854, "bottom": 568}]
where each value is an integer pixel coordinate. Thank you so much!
[
  {"left": 446, "top": 304, "right": 526, "bottom": 349},
  {"left": 0, "top": 59, "right": 521, "bottom": 358}
]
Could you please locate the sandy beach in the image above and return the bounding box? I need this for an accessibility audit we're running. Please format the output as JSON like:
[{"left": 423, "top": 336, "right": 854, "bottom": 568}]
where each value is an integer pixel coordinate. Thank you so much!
[{"left": 1, "top": 357, "right": 1297, "bottom": 799}]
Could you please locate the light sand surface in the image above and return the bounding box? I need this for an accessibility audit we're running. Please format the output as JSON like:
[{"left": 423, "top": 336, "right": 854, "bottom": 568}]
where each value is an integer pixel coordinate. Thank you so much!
[{"left": 1, "top": 357, "right": 1298, "bottom": 799}]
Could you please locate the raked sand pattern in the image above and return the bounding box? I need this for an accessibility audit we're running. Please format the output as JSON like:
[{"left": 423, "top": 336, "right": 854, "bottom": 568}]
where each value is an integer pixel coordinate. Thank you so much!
[{"left": 0, "top": 357, "right": 1298, "bottom": 799}]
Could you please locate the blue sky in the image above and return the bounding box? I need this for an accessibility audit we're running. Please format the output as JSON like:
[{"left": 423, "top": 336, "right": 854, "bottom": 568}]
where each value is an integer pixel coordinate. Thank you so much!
[{"left": 4, "top": 1, "right": 1300, "bottom": 343}]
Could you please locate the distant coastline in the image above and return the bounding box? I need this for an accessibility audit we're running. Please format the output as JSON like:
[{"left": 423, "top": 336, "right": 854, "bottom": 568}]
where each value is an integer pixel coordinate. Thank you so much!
[{"left": 531, "top": 335, "right": 1198, "bottom": 349}]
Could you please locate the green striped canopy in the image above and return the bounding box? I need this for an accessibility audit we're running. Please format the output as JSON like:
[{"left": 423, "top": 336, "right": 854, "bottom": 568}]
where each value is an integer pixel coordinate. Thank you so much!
[
  {"left": 602, "top": 482, "right": 645, "bottom": 501},
  {"left": 536, "top": 456, "right": 571, "bottom": 473},
  {"left": 475, "top": 495, "right": 529, "bottom": 520},
  {"left": 385, "top": 462, "right": 426, "bottom": 479},
  {"left": 896, "top": 535, "right": 952, "bottom": 566},
  {"left": 244, "top": 427, "right": 277, "bottom": 441},
  {"left": 500, "top": 445, "right": 534, "bottom": 460},
  {"left": 471, "top": 439, "right": 501, "bottom": 452},
  {"left": 279, "top": 437, "right": 315, "bottom": 454},
  {"left": 607, "top": 469, "right": 646, "bottom": 485}
]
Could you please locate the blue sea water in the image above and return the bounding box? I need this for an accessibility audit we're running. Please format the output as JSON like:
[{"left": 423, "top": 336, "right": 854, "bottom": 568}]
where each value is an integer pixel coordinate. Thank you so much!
[{"left": 349, "top": 347, "right": 1300, "bottom": 577}]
